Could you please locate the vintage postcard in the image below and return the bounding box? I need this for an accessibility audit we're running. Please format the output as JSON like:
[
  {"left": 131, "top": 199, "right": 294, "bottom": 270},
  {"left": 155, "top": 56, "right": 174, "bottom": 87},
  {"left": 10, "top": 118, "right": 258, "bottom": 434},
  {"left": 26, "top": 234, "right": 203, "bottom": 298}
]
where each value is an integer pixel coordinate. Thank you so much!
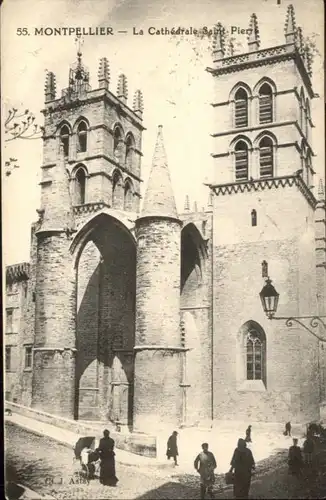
[{"left": 2, "top": 0, "right": 326, "bottom": 498}]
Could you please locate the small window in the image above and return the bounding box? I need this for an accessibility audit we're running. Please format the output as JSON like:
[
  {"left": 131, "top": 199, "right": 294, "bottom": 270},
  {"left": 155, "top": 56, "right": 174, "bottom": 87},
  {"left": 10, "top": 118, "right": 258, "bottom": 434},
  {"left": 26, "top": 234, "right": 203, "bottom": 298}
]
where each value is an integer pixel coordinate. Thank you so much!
[
  {"left": 125, "top": 134, "right": 134, "bottom": 170},
  {"left": 77, "top": 121, "right": 87, "bottom": 153},
  {"left": 259, "top": 137, "right": 274, "bottom": 178},
  {"left": 235, "top": 141, "right": 249, "bottom": 181},
  {"left": 60, "top": 125, "right": 70, "bottom": 157},
  {"left": 25, "top": 346, "right": 33, "bottom": 369},
  {"left": 6, "top": 347, "right": 12, "bottom": 371},
  {"left": 6, "top": 309, "right": 13, "bottom": 333},
  {"left": 251, "top": 209, "right": 257, "bottom": 226},
  {"left": 259, "top": 84, "right": 273, "bottom": 124},
  {"left": 234, "top": 88, "right": 248, "bottom": 128}
]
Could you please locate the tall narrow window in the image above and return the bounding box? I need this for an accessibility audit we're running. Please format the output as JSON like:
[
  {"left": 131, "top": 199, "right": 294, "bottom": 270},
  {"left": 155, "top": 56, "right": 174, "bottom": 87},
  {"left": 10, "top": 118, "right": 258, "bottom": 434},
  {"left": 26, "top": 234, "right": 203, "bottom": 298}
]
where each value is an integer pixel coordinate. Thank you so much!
[
  {"left": 246, "top": 329, "right": 264, "bottom": 381},
  {"left": 259, "top": 137, "right": 274, "bottom": 178},
  {"left": 112, "top": 171, "right": 123, "bottom": 209},
  {"left": 259, "top": 84, "right": 273, "bottom": 124},
  {"left": 77, "top": 121, "right": 87, "bottom": 153},
  {"left": 6, "top": 347, "right": 12, "bottom": 371},
  {"left": 25, "top": 346, "right": 33, "bottom": 369},
  {"left": 125, "top": 134, "right": 134, "bottom": 170},
  {"left": 60, "top": 125, "right": 70, "bottom": 157},
  {"left": 251, "top": 209, "right": 257, "bottom": 226},
  {"left": 305, "top": 99, "right": 310, "bottom": 140},
  {"left": 235, "top": 141, "right": 249, "bottom": 181},
  {"left": 75, "top": 167, "right": 86, "bottom": 205},
  {"left": 113, "top": 127, "right": 123, "bottom": 162},
  {"left": 234, "top": 88, "right": 248, "bottom": 128},
  {"left": 124, "top": 181, "right": 133, "bottom": 211},
  {"left": 6, "top": 309, "right": 13, "bottom": 333}
]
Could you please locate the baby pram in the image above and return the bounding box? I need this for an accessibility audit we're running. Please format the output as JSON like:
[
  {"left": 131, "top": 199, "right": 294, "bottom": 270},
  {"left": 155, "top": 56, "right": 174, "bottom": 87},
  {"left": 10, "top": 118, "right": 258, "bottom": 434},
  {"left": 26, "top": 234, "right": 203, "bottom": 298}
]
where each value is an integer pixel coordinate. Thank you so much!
[{"left": 74, "top": 436, "right": 100, "bottom": 480}]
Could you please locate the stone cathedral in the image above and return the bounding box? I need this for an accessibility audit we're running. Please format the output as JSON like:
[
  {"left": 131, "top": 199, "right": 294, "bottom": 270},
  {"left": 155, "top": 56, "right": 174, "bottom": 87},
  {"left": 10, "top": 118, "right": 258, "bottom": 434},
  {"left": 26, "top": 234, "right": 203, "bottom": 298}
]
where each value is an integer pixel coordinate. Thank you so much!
[{"left": 5, "top": 6, "right": 326, "bottom": 433}]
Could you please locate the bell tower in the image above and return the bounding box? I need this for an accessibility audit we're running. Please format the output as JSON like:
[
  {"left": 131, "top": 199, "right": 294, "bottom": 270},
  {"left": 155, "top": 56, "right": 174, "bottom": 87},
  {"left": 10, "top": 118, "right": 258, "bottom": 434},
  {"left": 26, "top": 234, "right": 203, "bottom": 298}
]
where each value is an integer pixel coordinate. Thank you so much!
[{"left": 207, "top": 5, "right": 322, "bottom": 423}]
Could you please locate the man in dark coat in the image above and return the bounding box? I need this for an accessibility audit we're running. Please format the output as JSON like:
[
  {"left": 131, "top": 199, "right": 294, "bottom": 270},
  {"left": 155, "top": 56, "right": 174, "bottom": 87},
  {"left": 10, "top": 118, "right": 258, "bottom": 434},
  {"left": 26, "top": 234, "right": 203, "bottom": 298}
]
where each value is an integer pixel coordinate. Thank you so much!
[
  {"left": 288, "top": 438, "right": 304, "bottom": 476},
  {"left": 97, "top": 429, "right": 118, "bottom": 486},
  {"left": 166, "top": 431, "right": 179, "bottom": 466},
  {"left": 245, "top": 425, "right": 252, "bottom": 443},
  {"left": 230, "top": 438, "right": 255, "bottom": 499},
  {"left": 284, "top": 421, "right": 292, "bottom": 437}
]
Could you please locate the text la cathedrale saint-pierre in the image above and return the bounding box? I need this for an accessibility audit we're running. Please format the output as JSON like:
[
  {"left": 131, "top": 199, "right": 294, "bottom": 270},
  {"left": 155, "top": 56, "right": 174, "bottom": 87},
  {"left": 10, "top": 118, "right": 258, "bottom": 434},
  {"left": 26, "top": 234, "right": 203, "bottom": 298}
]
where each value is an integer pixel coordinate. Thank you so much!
[{"left": 26, "top": 26, "right": 258, "bottom": 36}]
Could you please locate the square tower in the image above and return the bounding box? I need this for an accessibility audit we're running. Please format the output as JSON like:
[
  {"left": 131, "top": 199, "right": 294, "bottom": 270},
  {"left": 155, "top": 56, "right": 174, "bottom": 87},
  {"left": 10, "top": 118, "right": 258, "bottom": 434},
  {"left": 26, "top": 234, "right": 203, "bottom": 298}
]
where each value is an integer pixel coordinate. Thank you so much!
[
  {"left": 208, "top": 7, "right": 322, "bottom": 424},
  {"left": 41, "top": 48, "right": 145, "bottom": 224}
]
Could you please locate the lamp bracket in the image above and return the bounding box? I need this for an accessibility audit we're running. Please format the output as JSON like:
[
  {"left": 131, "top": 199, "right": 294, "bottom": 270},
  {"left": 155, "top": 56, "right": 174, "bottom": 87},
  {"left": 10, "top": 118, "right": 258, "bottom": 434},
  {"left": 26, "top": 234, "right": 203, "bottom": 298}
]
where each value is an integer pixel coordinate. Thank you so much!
[{"left": 271, "top": 315, "right": 326, "bottom": 341}]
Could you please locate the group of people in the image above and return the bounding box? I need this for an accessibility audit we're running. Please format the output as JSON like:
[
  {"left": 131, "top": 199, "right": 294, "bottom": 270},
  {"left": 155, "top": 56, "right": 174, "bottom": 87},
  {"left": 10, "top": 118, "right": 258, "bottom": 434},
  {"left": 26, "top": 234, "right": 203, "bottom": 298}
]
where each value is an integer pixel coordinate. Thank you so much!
[
  {"left": 166, "top": 429, "right": 255, "bottom": 499},
  {"left": 288, "top": 433, "right": 316, "bottom": 475}
]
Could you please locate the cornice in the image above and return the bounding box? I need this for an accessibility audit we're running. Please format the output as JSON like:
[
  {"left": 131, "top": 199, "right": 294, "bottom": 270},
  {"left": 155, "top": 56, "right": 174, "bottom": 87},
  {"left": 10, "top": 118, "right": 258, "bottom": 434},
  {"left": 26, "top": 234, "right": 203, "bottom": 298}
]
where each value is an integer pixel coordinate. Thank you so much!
[
  {"left": 6, "top": 263, "right": 30, "bottom": 283},
  {"left": 207, "top": 174, "right": 317, "bottom": 209}
]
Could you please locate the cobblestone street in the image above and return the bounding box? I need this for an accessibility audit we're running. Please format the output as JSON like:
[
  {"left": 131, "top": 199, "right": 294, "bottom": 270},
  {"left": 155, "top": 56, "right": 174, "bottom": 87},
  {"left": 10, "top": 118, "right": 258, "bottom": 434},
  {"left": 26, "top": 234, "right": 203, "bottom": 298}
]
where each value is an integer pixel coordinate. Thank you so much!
[{"left": 5, "top": 422, "right": 326, "bottom": 499}]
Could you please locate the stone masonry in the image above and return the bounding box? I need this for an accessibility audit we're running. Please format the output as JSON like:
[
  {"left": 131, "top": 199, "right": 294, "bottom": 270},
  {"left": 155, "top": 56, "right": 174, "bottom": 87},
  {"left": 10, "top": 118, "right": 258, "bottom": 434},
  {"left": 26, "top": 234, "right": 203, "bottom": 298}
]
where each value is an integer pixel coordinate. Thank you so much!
[{"left": 5, "top": 5, "right": 326, "bottom": 432}]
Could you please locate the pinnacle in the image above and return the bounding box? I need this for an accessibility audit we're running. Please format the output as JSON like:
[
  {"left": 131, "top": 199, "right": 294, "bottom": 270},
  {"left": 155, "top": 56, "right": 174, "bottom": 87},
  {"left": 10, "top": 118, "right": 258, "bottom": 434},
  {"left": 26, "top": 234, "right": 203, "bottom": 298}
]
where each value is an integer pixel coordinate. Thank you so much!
[
  {"left": 285, "top": 4, "right": 296, "bottom": 42},
  {"left": 141, "top": 125, "right": 178, "bottom": 219},
  {"left": 248, "top": 13, "right": 260, "bottom": 50}
]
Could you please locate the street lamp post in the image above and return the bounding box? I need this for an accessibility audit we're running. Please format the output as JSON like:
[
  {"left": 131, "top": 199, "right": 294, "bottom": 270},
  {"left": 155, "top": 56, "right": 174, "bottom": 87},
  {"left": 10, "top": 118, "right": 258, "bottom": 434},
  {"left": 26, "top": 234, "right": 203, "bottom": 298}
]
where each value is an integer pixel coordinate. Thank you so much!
[{"left": 259, "top": 277, "right": 326, "bottom": 341}]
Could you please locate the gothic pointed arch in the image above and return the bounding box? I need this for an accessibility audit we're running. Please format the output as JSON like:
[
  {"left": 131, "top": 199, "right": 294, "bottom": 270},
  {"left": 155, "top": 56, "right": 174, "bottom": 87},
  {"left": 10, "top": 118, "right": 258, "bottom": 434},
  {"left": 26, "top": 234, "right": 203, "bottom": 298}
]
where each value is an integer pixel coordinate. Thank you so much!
[
  {"left": 72, "top": 163, "right": 88, "bottom": 205},
  {"left": 112, "top": 168, "right": 124, "bottom": 209},
  {"left": 125, "top": 132, "right": 135, "bottom": 171},
  {"left": 238, "top": 320, "right": 267, "bottom": 388},
  {"left": 73, "top": 117, "right": 89, "bottom": 153},
  {"left": 112, "top": 123, "right": 125, "bottom": 163},
  {"left": 58, "top": 121, "right": 72, "bottom": 157},
  {"left": 256, "top": 80, "right": 275, "bottom": 124},
  {"left": 231, "top": 137, "right": 251, "bottom": 181},
  {"left": 181, "top": 223, "right": 207, "bottom": 305},
  {"left": 123, "top": 177, "right": 134, "bottom": 211},
  {"left": 234, "top": 87, "right": 249, "bottom": 128}
]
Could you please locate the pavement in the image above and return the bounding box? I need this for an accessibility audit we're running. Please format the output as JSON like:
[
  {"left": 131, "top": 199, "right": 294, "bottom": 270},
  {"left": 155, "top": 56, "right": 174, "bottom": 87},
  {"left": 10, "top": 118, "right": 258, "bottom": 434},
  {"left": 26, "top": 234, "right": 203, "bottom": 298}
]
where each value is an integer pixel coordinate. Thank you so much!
[{"left": 5, "top": 411, "right": 306, "bottom": 477}]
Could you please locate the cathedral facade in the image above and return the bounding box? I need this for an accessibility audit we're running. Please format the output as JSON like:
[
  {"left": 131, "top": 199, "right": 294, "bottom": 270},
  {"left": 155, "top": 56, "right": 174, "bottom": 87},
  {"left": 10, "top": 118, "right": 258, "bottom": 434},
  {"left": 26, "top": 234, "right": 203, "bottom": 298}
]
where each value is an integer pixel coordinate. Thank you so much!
[{"left": 5, "top": 5, "right": 326, "bottom": 432}]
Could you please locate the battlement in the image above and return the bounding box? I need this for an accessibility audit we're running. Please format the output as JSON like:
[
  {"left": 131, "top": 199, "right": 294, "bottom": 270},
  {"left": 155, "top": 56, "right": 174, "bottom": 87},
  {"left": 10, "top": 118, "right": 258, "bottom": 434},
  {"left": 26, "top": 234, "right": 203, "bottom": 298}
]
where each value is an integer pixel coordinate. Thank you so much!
[{"left": 6, "top": 262, "right": 30, "bottom": 283}]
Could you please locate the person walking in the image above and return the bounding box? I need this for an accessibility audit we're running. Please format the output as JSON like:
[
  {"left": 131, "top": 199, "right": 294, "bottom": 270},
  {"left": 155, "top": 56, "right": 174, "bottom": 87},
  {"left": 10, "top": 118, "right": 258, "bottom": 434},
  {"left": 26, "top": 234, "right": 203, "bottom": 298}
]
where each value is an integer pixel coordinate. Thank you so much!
[
  {"left": 288, "top": 438, "right": 304, "bottom": 476},
  {"left": 303, "top": 433, "right": 314, "bottom": 466},
  {"left": 284, "top": 421, "right": 292, "bottom": 437},
  {"left": 194, "top": 442, "right": 217, "bottom": 499},
  {"left": 166, "top": 431, "right": 179, "bottom": 466},
  {"left": 97, "top": 429, "right": 118, "bottom": 486},
  {"left": 229, "top": 438, "right": 255, "bottom": 499},
  {"left": 245, "top": 425, "right": 252, "bottom": 443}
]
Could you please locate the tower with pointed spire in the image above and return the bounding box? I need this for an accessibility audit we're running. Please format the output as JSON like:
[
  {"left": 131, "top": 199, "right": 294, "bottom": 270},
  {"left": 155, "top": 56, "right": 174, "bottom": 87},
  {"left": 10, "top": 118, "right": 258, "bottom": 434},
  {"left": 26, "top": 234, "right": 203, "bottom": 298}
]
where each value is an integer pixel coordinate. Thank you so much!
[{"left": 133, "top": 125, "right": 183, "bottom": 431}]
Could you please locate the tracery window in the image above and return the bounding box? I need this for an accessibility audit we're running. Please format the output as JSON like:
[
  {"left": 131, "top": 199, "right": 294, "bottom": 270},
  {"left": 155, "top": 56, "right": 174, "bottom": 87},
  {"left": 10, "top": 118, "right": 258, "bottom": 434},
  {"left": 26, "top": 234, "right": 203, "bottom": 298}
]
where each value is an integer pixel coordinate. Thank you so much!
[{"left": 246, "top": 329, "right": 265, "bottom": 381}]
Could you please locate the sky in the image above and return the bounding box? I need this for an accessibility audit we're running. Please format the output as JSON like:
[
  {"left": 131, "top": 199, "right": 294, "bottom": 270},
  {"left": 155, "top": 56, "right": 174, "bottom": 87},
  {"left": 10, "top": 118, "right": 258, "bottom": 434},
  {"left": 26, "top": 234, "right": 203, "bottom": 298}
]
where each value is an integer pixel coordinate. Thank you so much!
[{"left": 1, "top": 0, "right": 324, "bottom": 265}]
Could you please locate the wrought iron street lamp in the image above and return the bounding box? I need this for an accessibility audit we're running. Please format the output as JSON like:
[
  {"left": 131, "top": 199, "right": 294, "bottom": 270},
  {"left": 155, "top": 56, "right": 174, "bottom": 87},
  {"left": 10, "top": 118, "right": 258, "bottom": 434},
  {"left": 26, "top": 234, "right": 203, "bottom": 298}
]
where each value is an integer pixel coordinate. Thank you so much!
[{"left": 259, "top": 277, "right": 326, "bottom": 341}]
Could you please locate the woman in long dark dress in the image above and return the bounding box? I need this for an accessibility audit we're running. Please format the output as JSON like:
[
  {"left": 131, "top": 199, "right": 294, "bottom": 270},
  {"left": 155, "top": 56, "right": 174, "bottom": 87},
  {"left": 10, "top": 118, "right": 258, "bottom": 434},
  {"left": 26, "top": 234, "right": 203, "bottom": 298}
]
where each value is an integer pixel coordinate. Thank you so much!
[
  {"left": 229, "top": 438, "right": 255, "bottom": 499},
  {"left": 97, "top": 429, "right": 118, "bottom": 486}
]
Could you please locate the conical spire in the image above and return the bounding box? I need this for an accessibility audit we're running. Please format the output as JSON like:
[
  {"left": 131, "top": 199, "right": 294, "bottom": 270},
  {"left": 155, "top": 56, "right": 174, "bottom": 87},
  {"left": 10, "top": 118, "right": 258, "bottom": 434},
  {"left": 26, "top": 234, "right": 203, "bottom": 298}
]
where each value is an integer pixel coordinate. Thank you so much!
[
  {"left": 247, "top": 13, "right": 260, "bottom": 52},
  {"left": 285, "top": 4, "right": 296, "bottom": 44},
  {"left": 38, "top": 144, "right": 74, "bottom": 233},
  {"left": 141, "top": 125, "right": 178, "bottom": 219}
]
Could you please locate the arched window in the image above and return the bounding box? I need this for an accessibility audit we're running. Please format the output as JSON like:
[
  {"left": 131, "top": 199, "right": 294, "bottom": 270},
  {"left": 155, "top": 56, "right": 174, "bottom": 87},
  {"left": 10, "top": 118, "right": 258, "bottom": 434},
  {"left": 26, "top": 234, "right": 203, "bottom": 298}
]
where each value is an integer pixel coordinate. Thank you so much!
[
  {"left": 75, "top": 167, "right": 86, "bottom": 205},
  {"left": 251, "top": 209, "right": 257, "bottom": 227},
  {"left": 234, "top": 140, "right": 249, "bottom": 181},
  {"left": 124, "top": 180, "right": 133, "bottom": 211},
  {"left": 125, "top": 134, "right": 134, "bottom": 170},
  {"left": 259, "top": 137, "right": 274, "bottom": 178},
  {"left": 60, "top": 125, "right": 70, "bottom": 157},
  {"left": 112, "top": 170, "right": 123, "bottom": 209},
  {"left": 259, "top": 84, "right": 273, "bottom": 124},
  {"left": 113, "top": 126, "right": 123, "bottom": 162},
  {"left": 234, "top": 88, "right": 248, "bottom": 128},
  {"left": 77, "top": 121, "right": 87, "bottom": 153},
  {"left": 246, "top": 328, "right": 265, "bottom": 382}
]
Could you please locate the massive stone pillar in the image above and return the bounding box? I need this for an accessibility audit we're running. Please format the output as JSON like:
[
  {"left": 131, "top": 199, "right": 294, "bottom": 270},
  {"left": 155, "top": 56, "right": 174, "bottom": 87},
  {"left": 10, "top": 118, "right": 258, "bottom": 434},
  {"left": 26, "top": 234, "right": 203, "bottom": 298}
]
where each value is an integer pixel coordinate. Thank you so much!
[
  {"left": 133, "top": 126, "right": 183, "bottom": 432},
  {"left": 32, "top": 146, "right": 76, "bottom": 418}
]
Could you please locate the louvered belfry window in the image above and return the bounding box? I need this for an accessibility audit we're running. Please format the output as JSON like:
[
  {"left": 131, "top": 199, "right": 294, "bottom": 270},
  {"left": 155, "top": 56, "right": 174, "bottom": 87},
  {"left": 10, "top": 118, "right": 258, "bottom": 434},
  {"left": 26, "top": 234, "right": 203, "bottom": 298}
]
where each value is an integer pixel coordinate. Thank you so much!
[
  {"left": 234, "top": 88, "right": 248, "bottom": 128},
  {"left": 235, "top": 141, "right": 249, "bottom": 181},
  {"left": 259, "top": 137, "right": 273, "bottom": 178},
  {"left": 259, "top": 84, "right": 273, "bottom": 124}
]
